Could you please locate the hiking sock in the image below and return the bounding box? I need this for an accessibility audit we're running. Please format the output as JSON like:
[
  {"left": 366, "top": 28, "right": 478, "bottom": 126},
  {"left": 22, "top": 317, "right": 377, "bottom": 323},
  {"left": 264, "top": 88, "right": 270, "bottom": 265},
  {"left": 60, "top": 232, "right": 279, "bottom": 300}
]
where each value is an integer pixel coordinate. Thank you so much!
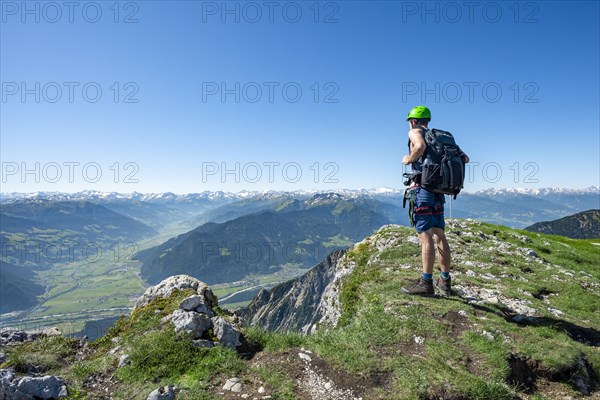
[
  {"left": 422, "top": 273, "right": 433, "bottom": 280},
  {"left": 440, "top": 272, "right": 450, "bottom": 280}
]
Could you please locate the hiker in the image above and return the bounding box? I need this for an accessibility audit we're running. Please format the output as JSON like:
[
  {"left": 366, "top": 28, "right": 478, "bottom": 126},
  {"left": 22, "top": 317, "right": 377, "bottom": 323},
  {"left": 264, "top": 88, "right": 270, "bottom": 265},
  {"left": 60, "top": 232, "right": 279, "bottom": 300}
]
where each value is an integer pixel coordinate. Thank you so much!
[{"left": 401, "top": 106, "right": 469, "bottom": 296}]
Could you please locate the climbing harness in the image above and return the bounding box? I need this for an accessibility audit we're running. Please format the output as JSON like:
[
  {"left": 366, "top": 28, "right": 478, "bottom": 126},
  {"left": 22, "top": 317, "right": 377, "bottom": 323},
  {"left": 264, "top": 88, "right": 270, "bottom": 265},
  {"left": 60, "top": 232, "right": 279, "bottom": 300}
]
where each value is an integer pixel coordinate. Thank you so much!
[{"left": 403, "top": 185, "right": 445, "bottom": 228}]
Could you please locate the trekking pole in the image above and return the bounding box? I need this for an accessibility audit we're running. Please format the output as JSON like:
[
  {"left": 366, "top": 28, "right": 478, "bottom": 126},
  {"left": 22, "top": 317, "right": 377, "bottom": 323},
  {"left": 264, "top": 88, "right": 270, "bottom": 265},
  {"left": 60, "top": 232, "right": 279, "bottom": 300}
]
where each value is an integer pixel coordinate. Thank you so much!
[{"left": 450, "top": 196, "right": 453, "bottom": 228}]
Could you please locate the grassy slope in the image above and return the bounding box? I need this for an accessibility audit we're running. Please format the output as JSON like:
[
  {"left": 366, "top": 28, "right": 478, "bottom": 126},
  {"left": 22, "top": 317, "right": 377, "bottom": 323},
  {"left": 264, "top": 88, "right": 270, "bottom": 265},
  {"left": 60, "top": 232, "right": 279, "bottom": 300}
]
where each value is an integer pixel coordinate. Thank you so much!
[
  {"left": 2, "top": 220, "right": 598, "bottom": 399},
  {"left": 307, "top": 220, "right": 600, "bottom": 399}
]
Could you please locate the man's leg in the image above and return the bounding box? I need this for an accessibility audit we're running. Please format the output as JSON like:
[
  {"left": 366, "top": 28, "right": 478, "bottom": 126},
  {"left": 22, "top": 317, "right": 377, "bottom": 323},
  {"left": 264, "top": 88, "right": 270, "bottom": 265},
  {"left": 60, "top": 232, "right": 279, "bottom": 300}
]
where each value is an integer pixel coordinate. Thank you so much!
[
  {"left": 402, "top": 229, "right": 435, "bottom": 296},
  {"left": 432, "top": 228, "right": 451, "bottom": 272},
  {"left": 419, "top": 230, "right": 436, "bottom": 275},
  {"left": 402, "top": 187, "right": 437, "bottom": 296},
  {"left": 432, "top": 227, "right": 452, "bottom": 296}
]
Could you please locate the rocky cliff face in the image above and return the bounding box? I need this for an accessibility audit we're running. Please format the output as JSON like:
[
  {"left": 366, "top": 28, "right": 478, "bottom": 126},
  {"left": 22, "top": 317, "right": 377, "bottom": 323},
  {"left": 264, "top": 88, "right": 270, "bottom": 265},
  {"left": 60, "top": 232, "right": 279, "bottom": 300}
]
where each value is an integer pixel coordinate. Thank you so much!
[
  {"left": 237, "top": 224, "right": 420, "bottom": 334},
  {"left": 237, "top": 248, "right": 355, "bottom": 334}
]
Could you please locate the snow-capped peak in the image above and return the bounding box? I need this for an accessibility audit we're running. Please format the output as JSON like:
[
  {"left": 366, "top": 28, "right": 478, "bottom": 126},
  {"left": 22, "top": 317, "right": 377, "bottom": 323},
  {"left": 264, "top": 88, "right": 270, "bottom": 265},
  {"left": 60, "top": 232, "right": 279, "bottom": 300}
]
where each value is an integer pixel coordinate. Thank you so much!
[{"left": 475, "top": 186, "right": 599, "bottom": 196}]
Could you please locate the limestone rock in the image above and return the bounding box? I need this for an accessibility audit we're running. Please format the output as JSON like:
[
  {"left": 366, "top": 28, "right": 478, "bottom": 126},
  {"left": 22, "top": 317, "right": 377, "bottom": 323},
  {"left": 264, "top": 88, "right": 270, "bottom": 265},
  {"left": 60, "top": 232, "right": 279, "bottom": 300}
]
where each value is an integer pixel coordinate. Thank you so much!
[
  {"left": 0, "top": 369, "right": 16, "bottom": 399},
  {"left": 0, "top": 327, "right": 61, "bottom": 346},
  {"left": 211, "top": 317, "right": 241, "bottom": 349},
  {"left": 162, "top": 310, "right": 211, "bottom": 340},
  {"left": 237, "top": 249, "right": 348, "bottom": 334},
  {"left": 135, "top": 275, "right": 216, "bottom": 309},
  {"left": 146, "top": 386, "right": 175, "bottom": 400},
  {"left": 223, "top": 377, "right": 243, "bottom": 393},
  {"left": 192, "top": 339, "right": 214, "bottom": 349},
  {"left": 0, "top": 370, "right": 68, "bottom": 400},
  {"left": 179, "top": 295, "right": 203, "bottom": 311},
  {"left": 118, "top": 354, "right": 130, "bottom": 368}
]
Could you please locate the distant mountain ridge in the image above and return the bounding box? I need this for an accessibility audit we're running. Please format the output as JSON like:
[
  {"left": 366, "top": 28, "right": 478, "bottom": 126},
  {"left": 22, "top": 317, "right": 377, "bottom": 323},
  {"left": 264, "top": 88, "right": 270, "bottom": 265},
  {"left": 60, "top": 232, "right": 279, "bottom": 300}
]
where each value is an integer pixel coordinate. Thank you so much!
[
  {"left": 0, "top": 190, "right": 241, "bottom": 203},
  {"left": 133, "top": 195, "right": 398, "bottom": 285},
  {"left": 3, "top": 187, "right": 599, "bottom": 231},
  {"left": 2, "top": 186, "right": 598, "bottom": 203},
  {"left": 476, "top": 186, "right": 600, "bottom": 196},
  {"left": 525, "top": 210, "right": 600, "bottom": 239},
  {"left": 1, "top": 200, "right": 157, "bottom": 266},
  {"left": 0, "top": 262, "right": 45, "bottom": 313},
  {"left": 0, "top": 200, "right": 158, "bottom": 312}
]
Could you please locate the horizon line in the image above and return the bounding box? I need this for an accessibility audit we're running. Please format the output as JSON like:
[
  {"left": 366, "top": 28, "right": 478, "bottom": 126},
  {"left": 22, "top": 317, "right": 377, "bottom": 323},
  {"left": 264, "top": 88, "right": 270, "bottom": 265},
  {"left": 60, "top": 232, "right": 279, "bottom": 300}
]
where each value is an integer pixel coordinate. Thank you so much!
[{"left": 1, "top": 185, "right": 599, "bottom": 197}]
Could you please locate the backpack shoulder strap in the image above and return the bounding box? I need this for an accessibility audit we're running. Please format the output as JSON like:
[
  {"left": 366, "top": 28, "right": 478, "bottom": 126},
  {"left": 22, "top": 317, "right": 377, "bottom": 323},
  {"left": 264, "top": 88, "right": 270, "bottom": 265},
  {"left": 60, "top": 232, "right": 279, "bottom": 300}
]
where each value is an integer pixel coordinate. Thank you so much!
[{"left": 418, "top": 127, "right": 430, "bottom": 160}]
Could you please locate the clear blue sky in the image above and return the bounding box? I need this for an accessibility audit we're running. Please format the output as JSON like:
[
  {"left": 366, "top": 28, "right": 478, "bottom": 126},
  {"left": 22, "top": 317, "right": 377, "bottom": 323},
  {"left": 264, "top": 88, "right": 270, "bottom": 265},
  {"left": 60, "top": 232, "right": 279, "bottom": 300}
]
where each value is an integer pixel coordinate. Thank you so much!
[{"left": 1, "top": 1, "right": 599, "bottom": 194}]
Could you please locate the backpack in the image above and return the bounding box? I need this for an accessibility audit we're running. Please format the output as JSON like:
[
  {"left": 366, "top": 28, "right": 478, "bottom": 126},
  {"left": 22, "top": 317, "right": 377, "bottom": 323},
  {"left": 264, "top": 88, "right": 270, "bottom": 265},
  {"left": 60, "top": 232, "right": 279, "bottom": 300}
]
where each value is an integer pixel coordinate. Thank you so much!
[{"left": 406, "top": 128, "right": 466, "bottom": 198}]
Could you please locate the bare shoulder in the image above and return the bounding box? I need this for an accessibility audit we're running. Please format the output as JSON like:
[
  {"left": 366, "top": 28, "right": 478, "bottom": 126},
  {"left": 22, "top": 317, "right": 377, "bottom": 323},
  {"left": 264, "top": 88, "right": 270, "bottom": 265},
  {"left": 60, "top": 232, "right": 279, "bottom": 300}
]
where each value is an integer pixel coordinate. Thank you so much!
[{"left": 408, "top": 128, "right": 426, "bottom": 143}]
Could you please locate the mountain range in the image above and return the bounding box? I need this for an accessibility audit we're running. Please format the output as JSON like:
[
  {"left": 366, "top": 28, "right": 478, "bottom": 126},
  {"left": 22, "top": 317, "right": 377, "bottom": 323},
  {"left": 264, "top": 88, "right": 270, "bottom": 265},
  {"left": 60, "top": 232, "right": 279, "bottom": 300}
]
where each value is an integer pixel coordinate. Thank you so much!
[
  {"left": 0, "top": 200, "right": 158, "bottom": 313},
  {"left": 2, "top": 186, "right": 598, "bottom": 203},
  {"left": 0, "top": 200, "right": 158, "bottom": 267},
  {"left": 133, "top": 194, "right": 400, "bottom": 285},
  {"left": 1, "top": 187, "right": 597, "bottom": 315},
  {"left": 525, "top": 209, "right": 600, "bottom": 239},
  {"left": 3, "top": 187, "right": 598, "bottom": 229}
]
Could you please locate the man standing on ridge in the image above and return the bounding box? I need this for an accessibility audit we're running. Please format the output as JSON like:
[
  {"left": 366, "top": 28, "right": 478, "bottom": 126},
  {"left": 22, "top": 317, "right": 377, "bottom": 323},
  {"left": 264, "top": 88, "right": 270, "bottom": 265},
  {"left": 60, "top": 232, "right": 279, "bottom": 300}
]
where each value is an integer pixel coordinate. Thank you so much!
[{"left": 401, "top": 106, "right": 469, "bottom": 296}]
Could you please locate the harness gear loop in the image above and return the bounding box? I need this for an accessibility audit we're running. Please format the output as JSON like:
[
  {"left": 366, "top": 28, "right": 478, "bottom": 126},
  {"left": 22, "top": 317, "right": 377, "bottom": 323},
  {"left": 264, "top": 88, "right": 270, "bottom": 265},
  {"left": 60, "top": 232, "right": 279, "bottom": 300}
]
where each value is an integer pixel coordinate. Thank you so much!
[
  {"left": 404, "top": 187, "right": 445, "bottom": 228},
  {"left": 403, "top": 187, "right": 419, "bottom": 227}
]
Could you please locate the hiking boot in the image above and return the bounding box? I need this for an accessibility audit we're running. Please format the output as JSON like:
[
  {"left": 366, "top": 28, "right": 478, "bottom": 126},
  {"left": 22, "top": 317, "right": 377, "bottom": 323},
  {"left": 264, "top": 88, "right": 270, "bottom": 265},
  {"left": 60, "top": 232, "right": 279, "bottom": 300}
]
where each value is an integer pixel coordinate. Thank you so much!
[
  {"left": 436, "top": 276, "right": 452, "bottom": 297},
  {"left": 402, "top": 278, "right": 434, "bottom": 296}
]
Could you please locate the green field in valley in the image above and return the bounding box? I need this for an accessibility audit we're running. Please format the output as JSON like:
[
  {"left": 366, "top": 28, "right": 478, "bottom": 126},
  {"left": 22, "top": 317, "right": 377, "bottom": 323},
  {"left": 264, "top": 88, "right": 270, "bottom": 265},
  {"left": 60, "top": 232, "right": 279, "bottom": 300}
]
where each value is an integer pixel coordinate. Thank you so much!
[{"left": 0, "top": 223, "right": 310, "bottom": 335}]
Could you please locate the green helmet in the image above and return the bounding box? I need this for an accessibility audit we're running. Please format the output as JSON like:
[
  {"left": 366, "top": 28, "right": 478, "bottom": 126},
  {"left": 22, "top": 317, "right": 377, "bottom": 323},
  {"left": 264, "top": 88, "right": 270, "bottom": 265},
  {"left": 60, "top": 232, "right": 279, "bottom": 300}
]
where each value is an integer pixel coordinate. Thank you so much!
[{"left": 406, "top": 106, "right": 431, "bottom": 121}]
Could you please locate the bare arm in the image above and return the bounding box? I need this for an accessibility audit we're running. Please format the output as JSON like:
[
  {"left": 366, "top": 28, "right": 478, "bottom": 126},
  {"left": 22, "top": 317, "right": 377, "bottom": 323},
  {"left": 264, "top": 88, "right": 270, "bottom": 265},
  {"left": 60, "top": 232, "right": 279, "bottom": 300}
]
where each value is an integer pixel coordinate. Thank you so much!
[{"left": 402, "top": 128, "right": 426, "bottom": 165}]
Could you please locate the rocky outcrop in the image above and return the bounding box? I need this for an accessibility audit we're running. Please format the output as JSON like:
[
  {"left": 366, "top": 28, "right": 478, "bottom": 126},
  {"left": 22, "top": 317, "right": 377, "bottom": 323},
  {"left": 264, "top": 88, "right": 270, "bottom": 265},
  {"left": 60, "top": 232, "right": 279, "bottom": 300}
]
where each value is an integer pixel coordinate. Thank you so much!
[
  {"left": 212, "top": 317, "right": 241, "bottom": 349},
  {"left": 146, "top": 386, "right": 175, "bottom": 400},
  {"left": 135, "top": 275, "right": 217, "bottom": 309},
  {"left": 0, "top": 328, "right": 69, "bottom": 399},
  {"left": 237, "top": 249, "right": 350, "bottom": 334},
  {"left": 139, "top": 275, "right": 243, "bottom": 350},
  {"left": 161, "top": 310, "right": 211, "bottom": 340},
  {"left": 0, "top": 369, "right": 67, "bottom": 400},
  {"left": 0, "top": 327, "right": 61, "bottom": 346}
]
